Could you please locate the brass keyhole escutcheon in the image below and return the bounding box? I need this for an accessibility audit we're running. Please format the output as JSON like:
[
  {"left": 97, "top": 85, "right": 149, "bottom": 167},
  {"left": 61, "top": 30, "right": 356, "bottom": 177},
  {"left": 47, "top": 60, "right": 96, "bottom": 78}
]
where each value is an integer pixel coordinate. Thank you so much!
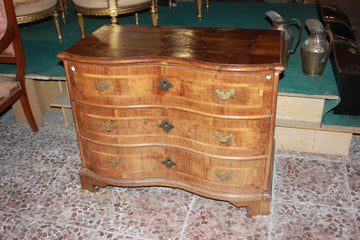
[
  {"left": 161, "top": 157, "right": 176, "bottom": 169},
  {"left": 158, "top": 119, "right": 174, "bottom": 133},
  {"left": 157, "top": 78, "right": 174, "bottom": 93}
]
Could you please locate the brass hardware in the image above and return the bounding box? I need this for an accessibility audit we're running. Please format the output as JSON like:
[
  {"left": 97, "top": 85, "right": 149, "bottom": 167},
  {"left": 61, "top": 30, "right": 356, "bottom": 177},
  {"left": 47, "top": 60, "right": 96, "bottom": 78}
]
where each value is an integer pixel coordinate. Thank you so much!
[
  {"left": 101, "top": 122, "right": 117, "bottom": 132},
  {"left": 157, "top": 78, "right": 174, "bottom": 93},
  {"left": 215, "top": 171, "right": 232, "bottom": 181},
  {"left": 158, "top": 119, "right": 174, "bottom": 133},
  {"left": 108, "top": 0, "right": 118, "bottom": 24},
  {"left": 215, "top": 132, "right": 233, "bottom": 143},
  {"left": 215, "top": 89, "right": 235, "bottom": 100},
  {"left": 106, "top": 159, "right": 121, "bottom": 168},
  {"left": 161, "top": 157, "right": 176, "bottom": 169},
  {"left": 94, "top": 81, "right": 111, "bottom": 91}
]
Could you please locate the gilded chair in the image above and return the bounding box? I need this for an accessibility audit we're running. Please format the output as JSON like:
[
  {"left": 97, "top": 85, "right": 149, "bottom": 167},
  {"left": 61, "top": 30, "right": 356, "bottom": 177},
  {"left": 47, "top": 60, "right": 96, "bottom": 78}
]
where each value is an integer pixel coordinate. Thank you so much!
[
  {"left": 72, "top": 0, "right": 159, "bottom": 39},
  {"left": 169, "top": 0, "right": 209, "bottom": 21},
  {"left": 0, "top": 0, "right": 38, "bottom": 131},
  {"left": 13, "top": 0, "right": 67, "bottom": 42}
]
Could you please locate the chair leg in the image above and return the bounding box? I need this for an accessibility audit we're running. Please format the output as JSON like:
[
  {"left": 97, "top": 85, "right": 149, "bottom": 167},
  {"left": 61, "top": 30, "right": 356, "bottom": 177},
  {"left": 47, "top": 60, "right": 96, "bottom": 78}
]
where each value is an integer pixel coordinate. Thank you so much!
[
  {"left": 20, "top": 93, "right": 38, "bottom": 132},
  {"left": 76, "top": 13, "right": 86, "bottom": 39},
  {"left": 206, "top": 0, "right": 209, "bottom": 11},
  {"left": 135, "top": 13, "right": 139, "bottom": 25},
  {"left": 53, "top": 12, "right": 63, "bottom": 42},
  {"left": 197, "top": 0, "right": 202, "bottom": 21},
  {"left": 169, "top": 0, "right": 172, "bottom": 9},
  {"left": 151, "top": 1, "right": 158, "bottom": 26},
  {"left": 59, "top": 0, "right": 67, "bottom": 24}
]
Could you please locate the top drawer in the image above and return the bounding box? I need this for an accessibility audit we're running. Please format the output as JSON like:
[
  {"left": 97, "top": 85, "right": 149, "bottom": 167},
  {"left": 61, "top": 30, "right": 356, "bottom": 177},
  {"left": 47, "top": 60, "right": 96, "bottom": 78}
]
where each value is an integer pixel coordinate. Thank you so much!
[{"left": 66, "top": 63, "right": 275, "bottom": 117}]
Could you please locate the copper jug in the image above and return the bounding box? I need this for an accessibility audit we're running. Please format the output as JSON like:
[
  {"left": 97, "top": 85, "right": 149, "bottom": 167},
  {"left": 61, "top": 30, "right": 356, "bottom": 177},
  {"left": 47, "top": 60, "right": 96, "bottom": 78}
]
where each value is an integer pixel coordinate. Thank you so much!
[
  {"left": 301, "top": 19, "right": 334, "bottom": 76},
  {"left": 266, "top": 11, "right": 302, "bottom": 66}
]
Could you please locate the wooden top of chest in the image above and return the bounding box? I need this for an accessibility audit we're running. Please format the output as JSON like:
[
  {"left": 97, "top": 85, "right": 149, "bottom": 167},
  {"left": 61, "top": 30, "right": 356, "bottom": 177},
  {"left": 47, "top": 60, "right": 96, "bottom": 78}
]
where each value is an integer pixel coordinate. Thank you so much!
[{"left": 58, "top": 24, "right": 284, "bottom": 72}]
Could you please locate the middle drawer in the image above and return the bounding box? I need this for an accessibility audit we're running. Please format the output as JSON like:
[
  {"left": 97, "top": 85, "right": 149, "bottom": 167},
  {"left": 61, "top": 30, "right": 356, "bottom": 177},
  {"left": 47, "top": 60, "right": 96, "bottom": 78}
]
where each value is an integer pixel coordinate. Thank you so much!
[{"left": 73, "top": 103, "right": 270, "bottom": 158}]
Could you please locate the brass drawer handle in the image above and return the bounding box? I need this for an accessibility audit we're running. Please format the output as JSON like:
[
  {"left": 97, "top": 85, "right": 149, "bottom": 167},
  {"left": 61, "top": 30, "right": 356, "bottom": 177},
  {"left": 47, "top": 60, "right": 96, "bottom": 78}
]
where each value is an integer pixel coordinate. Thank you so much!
[
  {"left": 215, "top": 89, "right": 235, "bottom": 100},
  {"left": 215, "top": 171, "right": 232, "bottom": 181},
  {"left": 106, "top": 159, "right": 122, "bottom": 168},
  {"left": 215, "top": 132, "right": 233, "bottom": 143},
  {"left": 94, "top": 81, "right": 111, "bottom": 91},
  {"left": 161, "top": 157, "right": 176, "bottom": 169},
  {"left": 101, "top": 122, "right": 117, "bottom": 132}
]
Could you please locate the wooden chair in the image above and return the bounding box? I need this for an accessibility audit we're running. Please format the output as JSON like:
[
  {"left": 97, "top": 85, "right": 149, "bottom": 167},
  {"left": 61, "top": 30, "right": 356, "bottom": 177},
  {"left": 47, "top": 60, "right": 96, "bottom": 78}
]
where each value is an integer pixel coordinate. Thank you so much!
[
  {"left": 169, "top": 0, "right": 209, "bottom": 21},
  {"left": 13, "top": 0, "right": 67, "bottom": 42},
  {"left": 73, "top": 0, "right": 159, "bottom": 39},
  {"left": 0, "top": 0, "right": 38, "bottom": 132}
]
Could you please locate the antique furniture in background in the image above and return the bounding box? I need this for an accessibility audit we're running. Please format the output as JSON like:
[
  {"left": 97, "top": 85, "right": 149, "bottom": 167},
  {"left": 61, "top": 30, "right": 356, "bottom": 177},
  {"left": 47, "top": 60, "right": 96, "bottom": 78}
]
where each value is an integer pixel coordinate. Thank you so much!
[
  {"left": 196, "top": 0, "right": 209, "bottom": 21},
  {"left": 318, "top": 4, "right": 360, "bottom": 116},
  {"left": 168, "top": 0, "right": 209, "bottom": 21},
  {"left": 58, "top": 24, "right": 284, "bottom": 216},
  {"left": 0, "top": 0, "right": 38, "bottom": 131},
  {"left": 72, "top": 0, "right": 159, "bottom": 39},
  {"left": 13, "top": 0, "right": 66, "bottom": 42}
]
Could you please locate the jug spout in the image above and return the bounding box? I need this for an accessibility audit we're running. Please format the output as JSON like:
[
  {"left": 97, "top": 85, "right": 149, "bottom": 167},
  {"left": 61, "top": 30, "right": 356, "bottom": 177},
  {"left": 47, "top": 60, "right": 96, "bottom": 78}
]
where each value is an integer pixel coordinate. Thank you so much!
[
  {"left": 266, "top": 10, "right": 286, "bottom": 24},
  {"left": 266, "top": 11, "right": 302, "bottom": 66}
]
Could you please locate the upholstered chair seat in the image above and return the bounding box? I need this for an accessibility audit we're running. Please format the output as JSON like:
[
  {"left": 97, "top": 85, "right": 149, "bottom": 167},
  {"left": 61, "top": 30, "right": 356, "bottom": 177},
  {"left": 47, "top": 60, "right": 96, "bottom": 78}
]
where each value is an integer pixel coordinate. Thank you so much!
[
  {"left": 0, "top": 76, "right": 20, "bottom": 104},
  {"left": 72, "top": 0, "right": 158, "bottom": 38},
  {"left": 14, "top": 0, "right": 58, "bottom": 16},
  {"left": 0, "top": 0, "right": 38, "bottom": 131},
  {"left": 73, "top": 0, "right": 153, "bottom": 9},
  {"left": 13, "top": 0, "right": 66, "bottom": 42}
]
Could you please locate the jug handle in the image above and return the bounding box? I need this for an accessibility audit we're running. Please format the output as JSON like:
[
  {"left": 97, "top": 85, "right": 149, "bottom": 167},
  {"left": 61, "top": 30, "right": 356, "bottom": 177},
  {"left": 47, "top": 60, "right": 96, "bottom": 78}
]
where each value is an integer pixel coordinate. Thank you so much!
[
  {"left": 321, "top": 26, "right": 334, "bottom": 64},
  {"left": 289, "top": 18, "right": 303, "bottom": 54}
]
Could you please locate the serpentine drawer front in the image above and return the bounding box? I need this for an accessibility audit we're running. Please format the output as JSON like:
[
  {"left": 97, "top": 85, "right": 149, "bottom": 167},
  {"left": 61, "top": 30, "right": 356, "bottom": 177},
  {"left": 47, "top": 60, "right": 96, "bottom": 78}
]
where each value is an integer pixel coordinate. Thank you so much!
[{"left": 58, "top": 24, "right": 285, "bottom": 216}]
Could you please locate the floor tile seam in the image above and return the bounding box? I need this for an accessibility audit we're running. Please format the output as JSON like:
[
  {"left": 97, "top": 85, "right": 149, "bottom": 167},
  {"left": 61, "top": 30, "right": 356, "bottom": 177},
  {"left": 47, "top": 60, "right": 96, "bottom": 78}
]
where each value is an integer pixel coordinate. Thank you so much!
[
  {"left": 270, "top": 199, "right": 356, "bottom": 212},
  {"left": 268, "top": 203, "right": 276, "bottom": 240},
  {"left": 178, "top": 195, "right": 196, "bottom": 240},
  {"left": 275, "top": 155, "right": 351, "bottom": 165},
  {"left": 338, "top": 162, "right": 357, "bottom": 210}
]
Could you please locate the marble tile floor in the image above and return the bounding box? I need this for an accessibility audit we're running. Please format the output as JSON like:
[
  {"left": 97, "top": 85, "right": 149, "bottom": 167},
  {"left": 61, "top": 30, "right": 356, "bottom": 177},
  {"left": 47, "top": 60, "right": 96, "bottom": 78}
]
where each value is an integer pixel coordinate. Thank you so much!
[{"left": 0, "top": 109, "right": 360, "bottom": 240}]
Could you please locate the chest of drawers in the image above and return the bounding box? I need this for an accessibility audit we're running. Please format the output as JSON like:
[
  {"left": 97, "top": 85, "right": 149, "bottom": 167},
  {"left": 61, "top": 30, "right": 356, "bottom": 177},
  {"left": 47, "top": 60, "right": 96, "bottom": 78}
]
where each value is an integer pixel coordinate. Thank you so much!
[{"left": 58, "top": 24, "right": 284, "bottom": 216}]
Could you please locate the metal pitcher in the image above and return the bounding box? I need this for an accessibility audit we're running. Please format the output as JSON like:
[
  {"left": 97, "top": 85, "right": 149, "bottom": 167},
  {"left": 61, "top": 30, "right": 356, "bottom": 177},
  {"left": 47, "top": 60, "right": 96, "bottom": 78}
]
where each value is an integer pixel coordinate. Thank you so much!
[
  {"left": 301, "top": 19, "right": 334, "bottom": 76},
  {"left": 266, "top": 11, "right": 302, "bottom": 66}
]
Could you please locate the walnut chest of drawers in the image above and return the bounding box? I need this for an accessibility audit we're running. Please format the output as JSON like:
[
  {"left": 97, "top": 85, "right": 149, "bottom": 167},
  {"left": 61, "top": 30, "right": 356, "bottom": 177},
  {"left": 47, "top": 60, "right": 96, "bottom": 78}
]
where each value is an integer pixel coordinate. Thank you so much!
[{"left": 58, "top": 24, "right": 284, "bottom": 216}]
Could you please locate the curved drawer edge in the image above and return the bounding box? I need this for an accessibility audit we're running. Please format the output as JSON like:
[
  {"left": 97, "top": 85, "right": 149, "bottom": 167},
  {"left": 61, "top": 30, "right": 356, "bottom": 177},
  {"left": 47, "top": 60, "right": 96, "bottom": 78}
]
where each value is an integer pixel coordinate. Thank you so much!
[
  {"left": 79, "top": 168, "right": 268, "bottom": 201},
  {"left": 79, "top": 136, "right": 267, "bottom": 161},
  {"left": 72, "top": 101, "right": 272, "bottom": 120}
]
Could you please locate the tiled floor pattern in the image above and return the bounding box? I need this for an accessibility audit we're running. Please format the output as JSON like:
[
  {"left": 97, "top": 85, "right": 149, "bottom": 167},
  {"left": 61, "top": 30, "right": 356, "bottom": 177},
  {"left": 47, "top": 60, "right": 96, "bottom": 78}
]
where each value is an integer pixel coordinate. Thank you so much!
[{"left": 1, "top": 110, "right": 360, "bottom": 239}]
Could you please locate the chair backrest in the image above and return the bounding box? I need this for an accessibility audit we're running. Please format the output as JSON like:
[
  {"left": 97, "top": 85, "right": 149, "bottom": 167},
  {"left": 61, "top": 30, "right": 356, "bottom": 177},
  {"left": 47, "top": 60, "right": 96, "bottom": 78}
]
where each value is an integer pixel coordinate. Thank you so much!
[
  {"left": 0, "top": 0, "right": 26, "bottom": 86},
  {"left": 0, "top": 0, "right": 12, "bottom": 55}
]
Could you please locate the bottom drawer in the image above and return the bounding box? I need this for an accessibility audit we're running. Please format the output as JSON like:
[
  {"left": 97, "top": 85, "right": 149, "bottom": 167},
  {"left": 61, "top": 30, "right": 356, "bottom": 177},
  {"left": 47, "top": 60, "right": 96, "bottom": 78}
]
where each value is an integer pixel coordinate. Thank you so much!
[{"left": 79, "top": 139, "right": 266, "bottom": 194}]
